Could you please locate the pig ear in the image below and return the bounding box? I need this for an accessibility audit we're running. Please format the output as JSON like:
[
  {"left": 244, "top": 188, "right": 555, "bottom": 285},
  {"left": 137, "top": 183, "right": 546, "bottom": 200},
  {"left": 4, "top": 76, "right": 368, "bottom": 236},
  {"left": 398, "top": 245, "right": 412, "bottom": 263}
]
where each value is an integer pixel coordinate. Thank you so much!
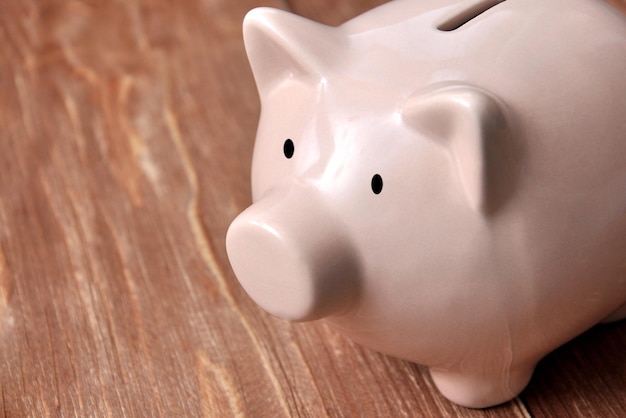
[
  {"left": 243, "top": 8, "right": 346, "bottom": 95},
  {"left": 402, "top": 84, "right": 519, "bottom": 215}
]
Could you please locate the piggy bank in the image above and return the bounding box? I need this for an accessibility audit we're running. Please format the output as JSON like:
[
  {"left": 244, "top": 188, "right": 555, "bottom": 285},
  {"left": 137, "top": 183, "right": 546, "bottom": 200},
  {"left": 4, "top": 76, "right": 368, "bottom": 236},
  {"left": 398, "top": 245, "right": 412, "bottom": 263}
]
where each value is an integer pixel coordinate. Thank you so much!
[{"left": 226, "top": 0, "right": 626, "bottom": 408}]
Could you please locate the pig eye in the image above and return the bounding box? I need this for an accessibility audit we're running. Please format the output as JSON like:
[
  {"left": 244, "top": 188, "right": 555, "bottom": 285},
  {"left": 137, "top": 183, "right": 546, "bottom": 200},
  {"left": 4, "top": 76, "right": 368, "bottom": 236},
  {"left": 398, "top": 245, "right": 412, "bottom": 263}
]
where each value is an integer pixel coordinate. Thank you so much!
[
  {"left": 371, "top": 174, "right": 383, "bottom": 194},
  {"left": 283, "top": 139, "right": 294, "bottom": 159}
]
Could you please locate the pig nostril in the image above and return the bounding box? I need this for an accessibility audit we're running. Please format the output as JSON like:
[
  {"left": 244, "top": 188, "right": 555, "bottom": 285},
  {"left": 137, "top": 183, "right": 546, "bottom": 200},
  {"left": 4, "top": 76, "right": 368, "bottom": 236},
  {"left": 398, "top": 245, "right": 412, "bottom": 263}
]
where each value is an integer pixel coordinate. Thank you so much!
[
  {"left": 283, "top": 138, "right": 295, "bottom": 159},
  {"left": 371, "top": 174, "right": 383, "bottom": 194}
]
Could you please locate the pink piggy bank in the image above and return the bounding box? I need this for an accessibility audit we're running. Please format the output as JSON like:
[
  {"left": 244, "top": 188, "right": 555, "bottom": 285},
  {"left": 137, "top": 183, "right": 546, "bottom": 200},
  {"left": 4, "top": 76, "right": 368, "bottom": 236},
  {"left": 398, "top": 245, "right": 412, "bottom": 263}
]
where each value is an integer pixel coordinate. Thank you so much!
[{"left": 226, "top": 0, "right": 626, "bottom": 408}]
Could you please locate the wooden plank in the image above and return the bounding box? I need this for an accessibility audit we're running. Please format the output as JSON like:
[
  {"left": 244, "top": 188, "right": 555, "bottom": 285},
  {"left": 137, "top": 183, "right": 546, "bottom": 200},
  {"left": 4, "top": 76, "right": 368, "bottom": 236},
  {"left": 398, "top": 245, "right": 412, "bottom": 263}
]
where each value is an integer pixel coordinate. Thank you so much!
[
  {"left": 286, "top": 0, "right": 389, "bottom": 26},
  {"left": 0, "top": 0, "right": 294, "bottom": 415},
  {"left": 0, "top": 0, "right": 624, "bottom": 416}
]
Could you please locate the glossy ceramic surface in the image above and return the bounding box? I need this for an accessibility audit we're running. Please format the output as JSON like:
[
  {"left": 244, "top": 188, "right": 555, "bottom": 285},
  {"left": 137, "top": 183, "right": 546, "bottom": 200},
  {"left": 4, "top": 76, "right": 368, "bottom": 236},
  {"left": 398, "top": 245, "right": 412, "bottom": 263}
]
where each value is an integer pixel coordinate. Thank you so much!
[{"left": 226, "top": 0, "right": 626, "bottom": 408}]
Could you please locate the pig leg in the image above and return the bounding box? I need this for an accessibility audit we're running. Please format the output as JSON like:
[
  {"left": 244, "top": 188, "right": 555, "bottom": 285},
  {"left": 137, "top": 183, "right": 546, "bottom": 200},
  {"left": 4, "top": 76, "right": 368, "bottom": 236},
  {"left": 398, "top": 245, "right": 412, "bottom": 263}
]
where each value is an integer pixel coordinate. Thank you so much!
[
  {"left": 429, "top": 362, "right": 536, "bottom": 408},
  {"left": 601, "top": 303, "right": 626, "bottom": 323}
]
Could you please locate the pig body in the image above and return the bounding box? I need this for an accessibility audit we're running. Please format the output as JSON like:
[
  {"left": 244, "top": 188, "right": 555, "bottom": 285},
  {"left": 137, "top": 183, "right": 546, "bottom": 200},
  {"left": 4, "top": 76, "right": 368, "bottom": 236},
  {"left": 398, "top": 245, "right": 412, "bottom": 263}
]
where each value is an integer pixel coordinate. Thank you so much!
[{"left": 226, "top": 0, "right": 626, "bottom": 407}]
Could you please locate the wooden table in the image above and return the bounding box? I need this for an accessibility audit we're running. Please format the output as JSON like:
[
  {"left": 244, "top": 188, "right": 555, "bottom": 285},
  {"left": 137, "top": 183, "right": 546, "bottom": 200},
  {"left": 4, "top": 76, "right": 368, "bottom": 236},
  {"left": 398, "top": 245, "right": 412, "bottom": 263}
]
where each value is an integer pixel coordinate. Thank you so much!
[{"left": 1, "top": 0, "right": 625, "bottom": 416}]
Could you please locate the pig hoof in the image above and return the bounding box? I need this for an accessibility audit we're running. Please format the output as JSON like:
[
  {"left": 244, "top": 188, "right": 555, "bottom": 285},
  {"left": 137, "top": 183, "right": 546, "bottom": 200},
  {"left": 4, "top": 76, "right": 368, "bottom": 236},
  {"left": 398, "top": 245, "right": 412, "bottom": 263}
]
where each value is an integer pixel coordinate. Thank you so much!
[{"left": 429, "top": 365, "right": 535, "bottom": 408}]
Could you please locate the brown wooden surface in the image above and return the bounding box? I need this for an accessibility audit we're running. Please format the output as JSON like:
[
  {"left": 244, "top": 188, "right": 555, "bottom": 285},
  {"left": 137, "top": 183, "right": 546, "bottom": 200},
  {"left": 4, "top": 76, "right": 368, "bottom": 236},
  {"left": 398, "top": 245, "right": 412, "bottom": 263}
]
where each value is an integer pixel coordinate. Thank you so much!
[{"left": 0, "top": 0, "right": 625, "bottom": 416}]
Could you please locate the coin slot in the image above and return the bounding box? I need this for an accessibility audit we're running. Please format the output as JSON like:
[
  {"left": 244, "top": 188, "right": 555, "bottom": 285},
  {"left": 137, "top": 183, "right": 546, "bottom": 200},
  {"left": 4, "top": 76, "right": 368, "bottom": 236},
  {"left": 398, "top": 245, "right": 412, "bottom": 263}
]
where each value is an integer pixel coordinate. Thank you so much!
[{"left": 437, "top": 0, "right": 506, "bottom": 31}]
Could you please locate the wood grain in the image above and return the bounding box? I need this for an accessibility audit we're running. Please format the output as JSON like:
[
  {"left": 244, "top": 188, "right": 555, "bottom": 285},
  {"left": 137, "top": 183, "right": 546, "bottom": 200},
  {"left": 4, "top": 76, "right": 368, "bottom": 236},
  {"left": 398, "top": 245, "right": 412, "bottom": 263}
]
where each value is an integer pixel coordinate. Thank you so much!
[{"left": 0, "top": 0, "right": 624, "bottom": 416}]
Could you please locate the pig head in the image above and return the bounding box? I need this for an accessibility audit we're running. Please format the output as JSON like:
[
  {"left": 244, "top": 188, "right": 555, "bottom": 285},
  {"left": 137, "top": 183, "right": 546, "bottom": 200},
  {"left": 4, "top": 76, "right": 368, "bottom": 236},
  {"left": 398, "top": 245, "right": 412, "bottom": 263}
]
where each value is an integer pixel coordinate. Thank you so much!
[{"left": 226, "top": 0, "right": 626, "bottom": 408}]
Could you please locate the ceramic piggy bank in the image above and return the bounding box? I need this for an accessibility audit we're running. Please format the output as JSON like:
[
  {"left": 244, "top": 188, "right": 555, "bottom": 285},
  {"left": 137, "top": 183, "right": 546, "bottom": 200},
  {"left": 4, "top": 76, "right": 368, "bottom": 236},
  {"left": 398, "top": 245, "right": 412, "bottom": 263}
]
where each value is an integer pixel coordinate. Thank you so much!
[{"left": 226, "top": 0, "right": 626, "bottom": 408}]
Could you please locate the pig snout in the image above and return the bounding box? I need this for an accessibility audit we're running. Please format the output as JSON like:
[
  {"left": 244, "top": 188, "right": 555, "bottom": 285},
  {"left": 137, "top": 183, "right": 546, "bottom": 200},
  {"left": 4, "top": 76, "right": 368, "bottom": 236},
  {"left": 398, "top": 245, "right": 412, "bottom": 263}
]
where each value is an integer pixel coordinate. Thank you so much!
[{"left": 226, "top": 187, "right": 360, "bottom": 322}]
